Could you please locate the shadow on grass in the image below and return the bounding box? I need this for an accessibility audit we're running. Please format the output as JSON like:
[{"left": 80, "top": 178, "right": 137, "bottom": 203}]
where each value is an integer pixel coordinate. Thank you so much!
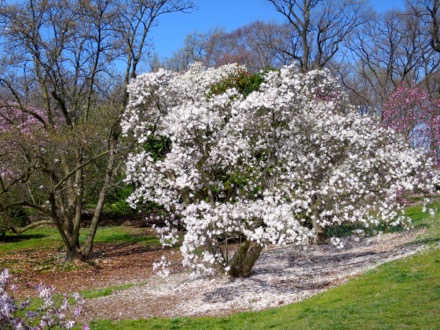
[
  {"left": 0, "top": 233, "right": 47, "bottom": 243},
  {"left": 95, "top": 233, "right": 159, "bottom": 245},
  {"left": 90, "top": 241, "right": 176, "bottom": 259},
  {"left": 410, "top": 236, "right": 440, "bottom": 245},
  {"left": 413, "top": 223, "right": 431, "bottom": 230}
]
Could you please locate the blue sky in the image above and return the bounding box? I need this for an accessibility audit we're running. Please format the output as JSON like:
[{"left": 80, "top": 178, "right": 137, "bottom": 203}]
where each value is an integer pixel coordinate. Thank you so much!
[{"left": 149, "top": 0, "right": 405, "bottom": 60}]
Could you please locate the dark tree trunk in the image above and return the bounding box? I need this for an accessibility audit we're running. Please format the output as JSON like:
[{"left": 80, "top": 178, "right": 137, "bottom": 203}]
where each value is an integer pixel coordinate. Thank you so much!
[
  {"left": 228, "top": 240, "right": 264, "bottom": 278},
  {"left": 64, "top": 244, "right": 84, "bottom": 262}
]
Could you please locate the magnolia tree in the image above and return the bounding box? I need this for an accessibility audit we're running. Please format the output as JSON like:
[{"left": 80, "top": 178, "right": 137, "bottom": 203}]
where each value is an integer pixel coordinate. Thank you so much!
[
  {"left": 382, "top": 83, "right": 440, "bottom": 167},
  {"left": 0, "top": 104, "right": 53, "bottom": 234},
  {"left": 123, "top": 63, "right": 438, "bottom": 278}
]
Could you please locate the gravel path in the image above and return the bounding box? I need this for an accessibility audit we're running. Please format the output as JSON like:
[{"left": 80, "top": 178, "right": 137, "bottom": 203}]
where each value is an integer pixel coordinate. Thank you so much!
[{"left": 84, "top": 230, "right": 424, "bottom": 321}]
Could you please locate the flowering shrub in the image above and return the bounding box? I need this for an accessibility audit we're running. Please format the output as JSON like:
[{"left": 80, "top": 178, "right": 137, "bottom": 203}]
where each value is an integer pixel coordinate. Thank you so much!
[
  {"left": 0, "top": 103, "right": 48, "bottom": 133},
  {"left": 0, "top": 104, "right": 48, "bottom": 185},
  {"left": 123, "top": 63, "right": 439, "bottom": 277},
  {"left": 0, "top": 104, "right": 51, "bottom": 234},
  {"left": 382, "top": 83, "right": 440, "bottom": 166},
  {"left": 0, "top": 268, "right": 86, "bottom": 329}
]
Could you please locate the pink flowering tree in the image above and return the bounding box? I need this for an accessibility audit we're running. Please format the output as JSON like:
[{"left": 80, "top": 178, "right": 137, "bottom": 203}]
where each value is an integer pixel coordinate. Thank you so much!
[
  {"left": 382, "top": 83, "right": 440, "bottom": 166},
  {"left": 0, "top": 104, "right": 54, "bottom": 234},
  {"left": 123, "top": 64, "right": 438, "bottom": 278},
  {"left": 0, "top": 103, "right": 50, "bottom": 184}
]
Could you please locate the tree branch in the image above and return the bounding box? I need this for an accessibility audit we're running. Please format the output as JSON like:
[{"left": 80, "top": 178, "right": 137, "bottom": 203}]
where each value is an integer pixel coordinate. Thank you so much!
[{"left": 0, "top": 219, "right": 53, "bottom": 235}]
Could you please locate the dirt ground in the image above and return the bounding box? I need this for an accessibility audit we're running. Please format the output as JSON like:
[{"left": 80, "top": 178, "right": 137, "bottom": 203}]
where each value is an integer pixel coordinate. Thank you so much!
[{"left": 2, "top": 231, "right": 183, "bottom": 297}]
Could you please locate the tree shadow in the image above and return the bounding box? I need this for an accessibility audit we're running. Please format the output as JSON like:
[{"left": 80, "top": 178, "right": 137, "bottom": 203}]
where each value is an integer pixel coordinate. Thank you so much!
[
  {"left": 90, "top": 242, "right": 174, "bottom": 259},
  {"left": 407, "top": 237, "right": 440, "bottom": 246},
  {"left": 0, "top": 234, "right": 47, "bottom": 243}
]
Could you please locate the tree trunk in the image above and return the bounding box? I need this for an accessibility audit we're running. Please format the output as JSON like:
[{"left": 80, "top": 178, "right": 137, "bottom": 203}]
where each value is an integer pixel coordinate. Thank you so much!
[
  {"left": 81, "top": 127, "right": 120, "bottom": 259},
  {"left": 64, "top": 242, "right": 84, "bottom": 262},
  {"left": 312, "top": 217, "right": 326, "bottom": 244},
  {"left": 228, "top": 240, "right": 264, "bottom": 278}
]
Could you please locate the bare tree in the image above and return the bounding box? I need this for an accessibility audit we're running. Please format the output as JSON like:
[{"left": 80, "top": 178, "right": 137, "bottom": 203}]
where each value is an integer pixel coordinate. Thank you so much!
[
  {"left": 266, "top": 0, "right": 370, "bottom": 72},
  {"left": 430, "top": 0, "right": 440, "bottom": 51},
  {"left": 217, "top": 21, "right": 286, "bottom": 70},
  {"left": 0, "top": 0, "right": 194, "bottom": 261},
  {"left": 342, "top": 6, "right": 439, "bottom": 116},
  {"left": 157, "top": 22, "right": 286, "bottom": 72},
  {"left": 406, "top": 0, "right": 440, "bottom": 52}
]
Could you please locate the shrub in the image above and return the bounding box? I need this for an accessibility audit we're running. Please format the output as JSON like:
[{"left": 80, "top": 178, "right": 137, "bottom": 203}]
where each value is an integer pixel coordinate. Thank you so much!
[{"left": 0, "top": 268, "right": 86, "bottom": 329}]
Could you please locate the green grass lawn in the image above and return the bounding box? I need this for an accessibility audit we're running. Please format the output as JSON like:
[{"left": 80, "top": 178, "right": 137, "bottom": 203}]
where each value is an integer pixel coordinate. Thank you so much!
[
  {"left": 0, "top": 226, "right": 65, "bottom": 252},
  {"left": 0, "top": 226, "right": 160, "bottom": 253}
]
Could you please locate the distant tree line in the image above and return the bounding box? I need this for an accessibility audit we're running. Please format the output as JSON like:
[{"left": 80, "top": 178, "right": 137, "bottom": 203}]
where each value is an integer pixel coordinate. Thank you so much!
[{"left": 154, "top": 0, "right": 439, "bottom": 160}]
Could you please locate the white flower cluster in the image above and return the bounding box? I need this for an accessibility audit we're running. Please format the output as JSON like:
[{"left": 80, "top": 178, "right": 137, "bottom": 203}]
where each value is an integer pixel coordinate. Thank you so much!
[
  {"left": 152, "top": 255, "right": 172, "bottom": 278},
  {"left": 123, "top": 63, "right": 438, "bottom": 276}
]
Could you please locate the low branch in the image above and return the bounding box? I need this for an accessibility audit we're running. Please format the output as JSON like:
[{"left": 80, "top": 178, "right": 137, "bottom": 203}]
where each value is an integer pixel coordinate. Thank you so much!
[{"left": 0, "top": 219, "right": 53, "bottom": 235}]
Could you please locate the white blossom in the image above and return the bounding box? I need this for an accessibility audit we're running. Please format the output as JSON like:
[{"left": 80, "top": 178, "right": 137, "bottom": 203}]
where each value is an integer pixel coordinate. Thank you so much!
[{"left": 123, "top": 63, "right": 439, "bottom": 276}]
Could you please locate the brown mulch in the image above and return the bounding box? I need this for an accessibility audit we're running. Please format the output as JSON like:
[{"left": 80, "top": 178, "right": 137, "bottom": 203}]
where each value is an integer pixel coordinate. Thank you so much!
[{"left": 1, "top": 230, "right": 182, "bottom": 298}]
